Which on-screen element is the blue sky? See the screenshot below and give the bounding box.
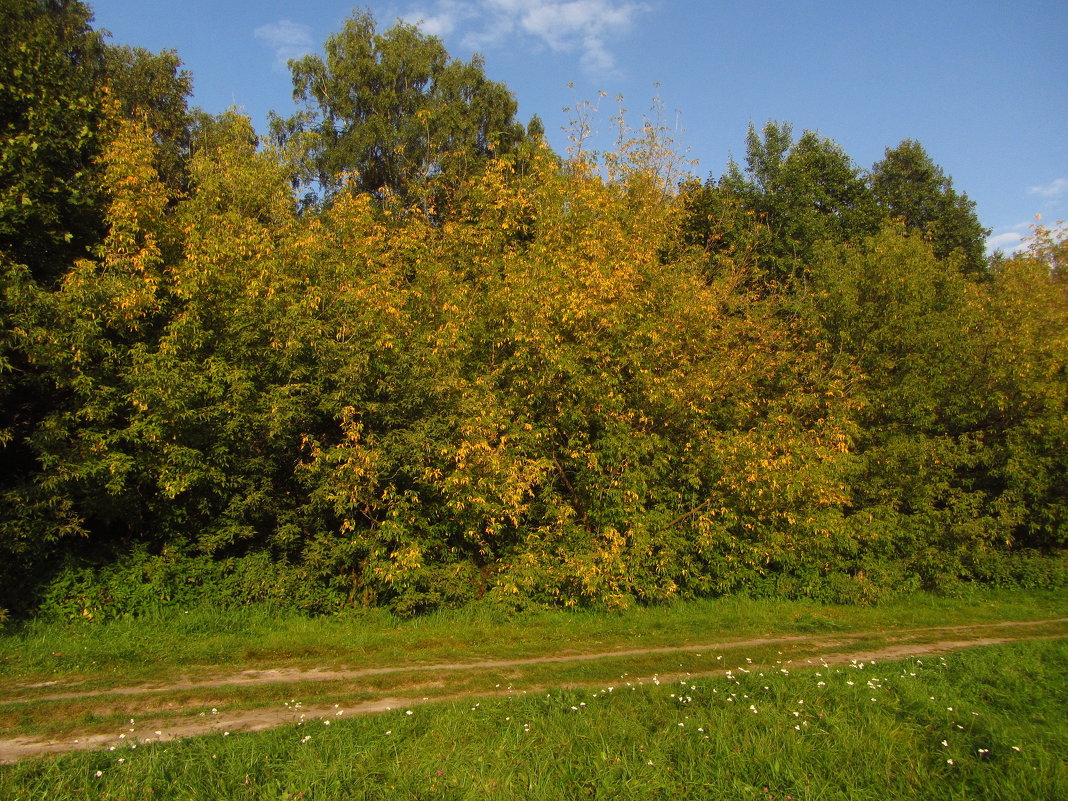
[88,0,1067,254]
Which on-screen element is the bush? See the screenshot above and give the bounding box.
[35,547,344,622]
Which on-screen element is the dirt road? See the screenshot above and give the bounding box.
[2,617,1065,764]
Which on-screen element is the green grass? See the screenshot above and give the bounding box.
[1,586,1065,688]
[1,637,1065,800]
[1,586,1064,752]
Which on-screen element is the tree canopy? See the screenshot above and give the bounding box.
[684,123,991,287]
[871,139,989,273]
[0,4,1064,622]
[0,0,107,282]
[270,11,527,208]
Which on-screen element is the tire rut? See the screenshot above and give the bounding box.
[9,617,1067,704]
[1,617,1065,765]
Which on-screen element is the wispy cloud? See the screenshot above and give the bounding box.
[403,0,469,37]
[986,221,1033,255]
[1028,177,1068,198]
[254,20,314,71]
[986,231,1024,254]
[404,0,649,76]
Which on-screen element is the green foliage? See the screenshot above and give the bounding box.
[688,125,990,288]
[103,44,194,199]
[0,3,202,617]
[871,139,989,274]
[270,10,526,206]
[713,121,882,284]
[1,110,173,549]
[1,0,109,615]
[0,0,106,282]
[802,225,1068,581]
[36,547,342,622]
[0,7,1064,619]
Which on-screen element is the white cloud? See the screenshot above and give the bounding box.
[405,0,648,76]
[407,12,458,36]
[986,221,1036,255]
[254,20,314,70]
[985,231,1024,254]
[403,0,470,37]
[1028,177,1068,198]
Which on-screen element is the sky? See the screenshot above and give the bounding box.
[86,0,1067,254]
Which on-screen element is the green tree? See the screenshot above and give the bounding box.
[0,108,176,614]
[675,177,770,285]
[103,44,194,199]
[728,119,794,192]
[270,10,526,207]
[0,0,106,282]
[1,5,197,606]
[802,224,1067,587]
[1,1,108,607]
[870,139,989,274]
[714,121,880,284]
[981,231,1068,549]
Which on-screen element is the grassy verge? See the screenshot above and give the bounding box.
[4,616,1068,744]
[1,637,1065,800]
[1,587,1065,689]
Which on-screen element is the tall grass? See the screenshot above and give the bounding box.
[2,638,1064,799]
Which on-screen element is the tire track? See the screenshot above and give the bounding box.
[1,617,1065,764]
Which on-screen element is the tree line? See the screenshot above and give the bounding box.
[1,1,1065,620]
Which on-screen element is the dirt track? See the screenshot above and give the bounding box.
[2,617,1065,764]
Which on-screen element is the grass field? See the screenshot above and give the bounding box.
[1,589,1066,799]
[2,587,1066,684]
